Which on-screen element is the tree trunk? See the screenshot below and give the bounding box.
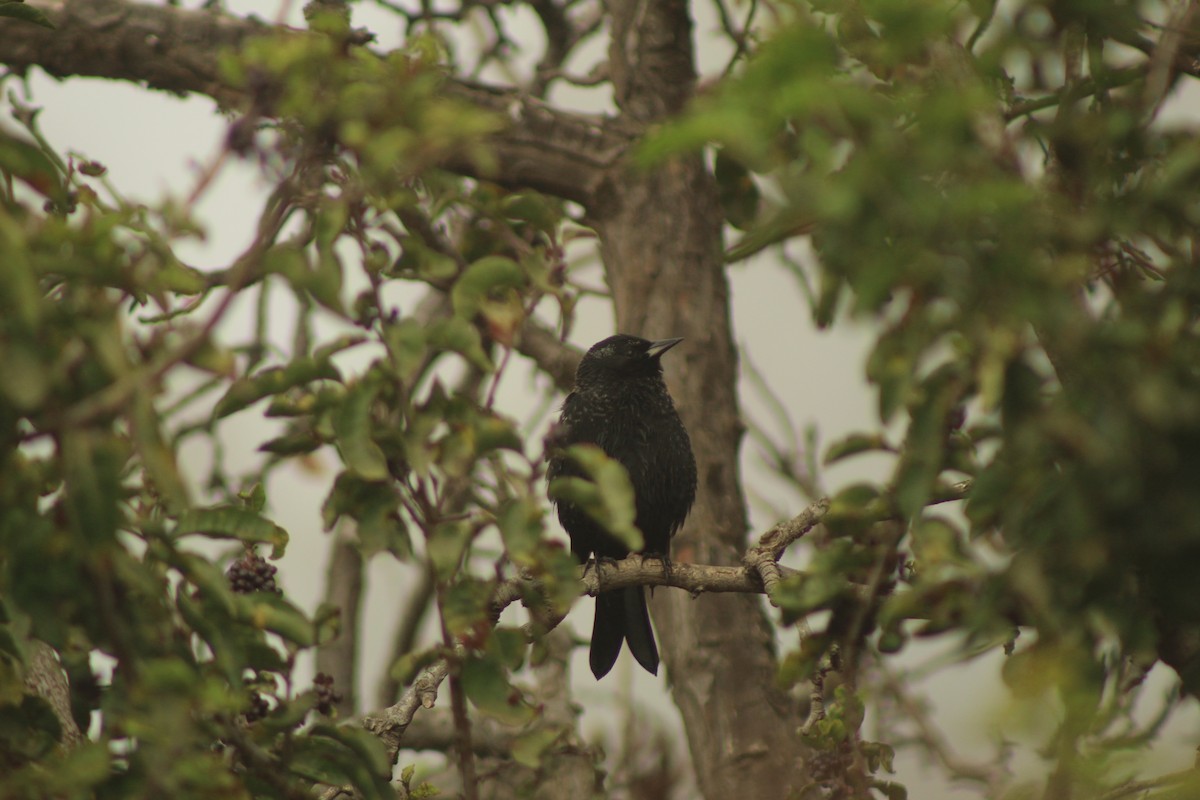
[591,2,812,795]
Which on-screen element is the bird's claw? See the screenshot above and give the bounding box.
[635,552,673,579]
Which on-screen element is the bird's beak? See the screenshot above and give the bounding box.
[647,337,684,359]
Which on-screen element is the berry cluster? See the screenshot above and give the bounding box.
[313,672,343,716]
[227,551,280,594]
[244,691,270,724]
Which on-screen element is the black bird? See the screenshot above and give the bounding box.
[547,334,697,679]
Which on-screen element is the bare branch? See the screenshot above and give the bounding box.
[742,498,829,599]
[363,657,451,763]
[315,523,363,718]
[361,496,836,765]
[443,622,480,800]
[527,0,606,96]
[1142,0,1200,117]
[362,553,789,763]
[740,481,969,604]
[24,641,83,748]
[395,709,515,756]
[514,318,582,393]
[1099,768,1200,800]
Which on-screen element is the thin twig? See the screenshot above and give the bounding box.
[440,601,480,800]
[1098,768,1200,800]
[58,180,297,429]
[1142,0,1199,119]
[376,566,436,707]
[875,661,1002,789]
[742,499,829,601]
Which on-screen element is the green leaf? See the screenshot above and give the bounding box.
[547,444,642,551]
[824,482,882,528]
[823,432,893,465]
[473,411,522,454]
[0,127,61,198]
[176,590,243,684]
[389,648,439,687]
[264,386,340,417]
[240,483,267,513]
[813,264,844,329]
[426,316,493,372]
[260,693,320,735]
[307,724,393,782]
[236,592,315,647]
[871,779,908,800]
[867,337,913,425]
[862,740,897,775]
[309,247,347,315]
[876,627,906,654]
[497,498,543,564]
[487,626,528,671]
[450,255,527,319]
[511,727,562,768]
[259,428,323,456]
[290,733,390,800]
[313,602,342,648]
[893,367,962,519]
[332,378,389,481]
[174,507,289,558]
[964,461,1010,530]
[146,258,208,296]
[910,516,967,569]
[44,743,112,791]
[384,318,429,383]
[166,549,239,618]
[441,579,492,637]
[777,633,831,687]
[714,149,761,231]
[427,519,473,579]
[0,343,50,410]
[60,430,125,546]
[322,473,410,559]
[0,2,55,28]
[725,208,815,263]
[772,571,847,619]
[462,653,535,725]
[131,386,189,512]
[0,695,60,761]
[502,191,563,234]
[213,358,342,419]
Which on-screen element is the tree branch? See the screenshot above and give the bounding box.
[361,496,839,765]
[743,497,830,598]
[315,523,363,718]
[0,0,632,207]
[514,317,582,393]
[23,641,83,748]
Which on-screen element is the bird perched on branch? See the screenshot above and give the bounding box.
[547,334,697,679]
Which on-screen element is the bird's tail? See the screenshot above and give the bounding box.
[590,586,659,679]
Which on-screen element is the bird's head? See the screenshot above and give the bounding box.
[575,334,683,387]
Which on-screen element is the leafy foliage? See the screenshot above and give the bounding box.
[650,0,1200,791]
[4,0,1200,798]
[0,20,580,798]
